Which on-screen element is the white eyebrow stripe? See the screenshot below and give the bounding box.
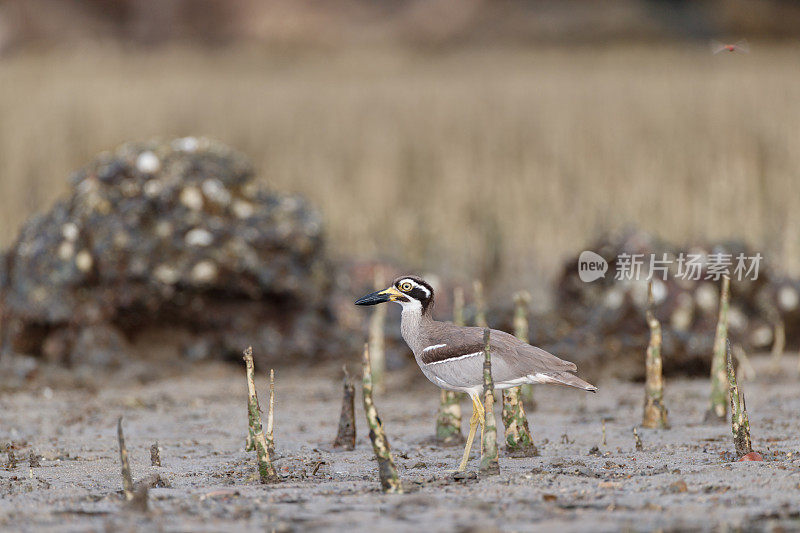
[426,351,483,366]
[416,284,430,297]
[423,344,447,353]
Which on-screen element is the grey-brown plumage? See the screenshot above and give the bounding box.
[355,275,595,397]
[355,274,596,471]
[415,320,595,395]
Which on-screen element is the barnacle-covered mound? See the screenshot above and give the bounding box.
[482,229,798,380]
[545,230,794,379]
[0,138,344,367]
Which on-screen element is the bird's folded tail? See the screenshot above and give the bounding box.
[536,372,597,393]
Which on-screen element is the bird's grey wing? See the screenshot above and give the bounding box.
[486,328,578,383]
[420,354,485,390]
[420,322,580,388]
[421,322,592,391]
[417,322,487,389]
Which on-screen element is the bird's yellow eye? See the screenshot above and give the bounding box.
[399,282,413,292]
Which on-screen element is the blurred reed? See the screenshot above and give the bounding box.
[2,45,799,288]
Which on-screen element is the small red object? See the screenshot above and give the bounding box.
[711,40,750,55]
[739,451,764,462]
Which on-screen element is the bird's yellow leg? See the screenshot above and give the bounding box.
[454,410,478,472]
[454,394,484,472]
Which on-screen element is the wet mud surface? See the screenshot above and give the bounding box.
[1,356,799,532]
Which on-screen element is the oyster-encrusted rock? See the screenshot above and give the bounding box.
[0,138,343,367]
[534,230,790,379]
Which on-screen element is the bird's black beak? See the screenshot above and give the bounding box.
[355,286,403,306]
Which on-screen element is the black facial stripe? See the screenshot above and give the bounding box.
[409,287,429,302]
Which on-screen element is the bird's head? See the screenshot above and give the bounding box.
[355,275,434,314]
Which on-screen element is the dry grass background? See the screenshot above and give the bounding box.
[1,44,799,298]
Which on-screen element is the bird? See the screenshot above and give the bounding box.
[355,275,596,471]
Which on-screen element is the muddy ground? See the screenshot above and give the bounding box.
[1,354,799,532]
